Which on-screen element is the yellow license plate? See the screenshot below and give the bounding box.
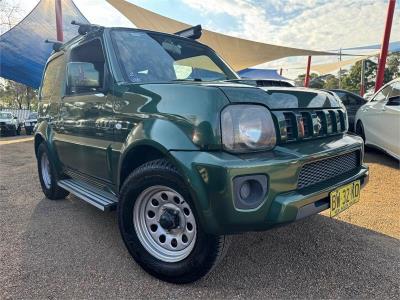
[330,180,361,217]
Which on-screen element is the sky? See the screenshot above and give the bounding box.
[4,0,400,78]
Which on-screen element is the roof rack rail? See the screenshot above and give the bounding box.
[175,25,202,40]
[71,21,103,35]
[45,39,63,52]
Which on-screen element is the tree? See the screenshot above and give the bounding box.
[0,1,38,110]
[323,75,339,89]
[295,73,319,86]
[387,52,400,79]
[0,79,38,110]
[0,0,23,34]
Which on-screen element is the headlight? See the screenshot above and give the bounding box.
[221,105,276,152]
[5,120,12,125]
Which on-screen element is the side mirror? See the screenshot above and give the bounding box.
[67,62,101,94]
[386,96,400,106]
[13,116,18,120]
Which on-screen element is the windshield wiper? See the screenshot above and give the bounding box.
[171,78,203,82]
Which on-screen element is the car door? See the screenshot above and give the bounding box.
[382,81,400,156]
[54,38,115,184]
[360,85,391,146]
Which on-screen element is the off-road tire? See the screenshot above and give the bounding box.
[118,159,229,284]
[37,143,69,200]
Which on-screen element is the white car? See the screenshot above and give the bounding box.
[355,78,400,160]
[0,112,20,136]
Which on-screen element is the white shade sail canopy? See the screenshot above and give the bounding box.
[106,0,339,71]
[311,53,378,74]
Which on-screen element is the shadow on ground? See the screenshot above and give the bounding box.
[17,195,400,299]
[364,146,399,169]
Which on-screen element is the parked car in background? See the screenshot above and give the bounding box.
[24,112,38,135]
[0,112,21,136]
[329,89,367,131]
[355,78,400,160]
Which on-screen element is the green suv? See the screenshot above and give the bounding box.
[35,24,369,283]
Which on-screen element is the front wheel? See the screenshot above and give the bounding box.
[118,159,229,284]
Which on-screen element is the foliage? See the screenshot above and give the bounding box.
[0,79,38,110]
[295,52,400,94]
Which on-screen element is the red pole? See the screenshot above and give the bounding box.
[374,0,396,92]
[304,56,312,87]
[55,0,63,42]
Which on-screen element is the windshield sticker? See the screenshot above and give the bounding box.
[128,72,140,83]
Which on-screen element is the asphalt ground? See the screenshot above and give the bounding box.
[0,137,399,299]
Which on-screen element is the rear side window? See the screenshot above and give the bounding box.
[41,54,65,101]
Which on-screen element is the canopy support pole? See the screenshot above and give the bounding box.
[55,0,63,42]
[360,60,365,96]
[304,56,312,87]
[279,68,283,76]
[374,0,395,92]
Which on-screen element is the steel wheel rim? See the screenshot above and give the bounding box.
[133,185,197,263]
[41,152,51,189]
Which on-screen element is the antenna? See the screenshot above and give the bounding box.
[71,21,102,35]
[45,39,63,52]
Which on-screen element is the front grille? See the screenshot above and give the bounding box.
[283,113,295,141]
[273,109,347,144]
[0,122,5,126]
[297,151,360,189]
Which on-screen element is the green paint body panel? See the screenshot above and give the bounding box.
[35,27,369,235]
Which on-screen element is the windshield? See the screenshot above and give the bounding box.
[0,112,12,119]
[28,113,38,119]
[111,30,238,83]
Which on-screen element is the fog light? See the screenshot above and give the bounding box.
[233,175,268,210]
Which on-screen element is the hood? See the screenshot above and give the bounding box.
[215,84,342,109]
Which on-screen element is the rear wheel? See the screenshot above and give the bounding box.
[356,121,365,142]
[37,143,69,200]
[118,159,229,284]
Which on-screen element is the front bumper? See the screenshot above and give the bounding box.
[170,134,369,235]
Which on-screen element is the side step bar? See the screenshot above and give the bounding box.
[58,179,118,212]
